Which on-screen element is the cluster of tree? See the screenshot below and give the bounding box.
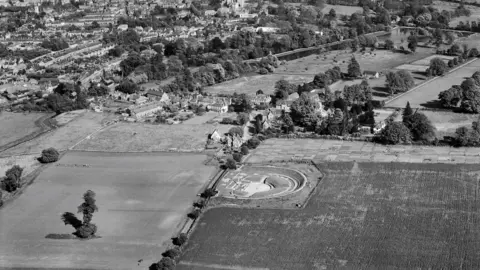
[61,190,98,238]
[312,66,342,89]
[454,115,480,146]
[379,102,436,144]
[46,82,89,114]
[438,71,480,113]
[40,38,69,51]
[39,148,60,163]
[385,70,415,95]
[1,165,23,192]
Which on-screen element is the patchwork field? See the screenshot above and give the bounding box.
[206,48,434,96]
[0,151,215,270]
[0,112,49,148]
[73,121,233,152]
[387,58,480,108]
[178,162,480,270]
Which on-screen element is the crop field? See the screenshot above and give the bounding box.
[0,112,48,148]
[73,121,234,152]
[387,58,480,108]
[0,111,113,157]
[206,48,434,96]
[0,151,215,270]
[178,162,480,270]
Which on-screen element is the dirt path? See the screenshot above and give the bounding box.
[246,139,480,164]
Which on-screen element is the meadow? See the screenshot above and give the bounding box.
[73,120,234,152]
[0,112,49,148]
[178,162,480,270]
[0,151,215,270]
[387,58,480,108]
[205,48,434,96]
[0,110,113,157]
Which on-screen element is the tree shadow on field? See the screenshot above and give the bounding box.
[45,233,78,240]
[420,100,443,109]
[372,86,390,97]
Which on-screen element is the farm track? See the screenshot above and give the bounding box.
[0,113,56,156]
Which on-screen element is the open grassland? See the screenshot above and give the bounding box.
[433,1,480,27]
[206,48,434,96]
[0,111,113,157]
[387,58,480,108]
[421,110,479,137]
[0,112,48,148]
[178,162,480,270]
[0,151,215,270]
[73,121,233,152]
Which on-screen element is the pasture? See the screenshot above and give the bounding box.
[0,112,48,148]
[206,48,434,96]
[178,162,480,270]
[0,111,113,157]
[387,58,480,108]
[73,121,233,152]
[421,110,479,137]
[0,151,215,270]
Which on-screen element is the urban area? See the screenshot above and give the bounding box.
[2,0,480,268]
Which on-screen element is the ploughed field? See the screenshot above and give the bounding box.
[0,151,215,270]
[178,162,480,269]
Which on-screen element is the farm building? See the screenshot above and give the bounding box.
[363,71,380,79]
[130,102,163,119]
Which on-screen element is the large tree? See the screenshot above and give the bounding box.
[290,92,321,130]
[2,165,23,192]
[386,70,415,95]
[380,121,412,144]
[428,57,447,76]
[403,112,436,141]
[347,56,362,78]
[61,190,98,238]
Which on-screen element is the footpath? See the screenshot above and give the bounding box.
[246,139,480,164]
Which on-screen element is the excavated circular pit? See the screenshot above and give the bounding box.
[216,165,307,199]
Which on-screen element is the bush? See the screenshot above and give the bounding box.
[258,68,268,74]
[187,208,201,219]
[240,145,249,155]
[225,158,237,170]
[2,165,24,192]
[173,233,188,246]
[150,257,176,270]
[193,200,206,209]
[39,147,59,163]
[162,247,181,260]
[200,188,218,198]
[228,126,244,137]
[221,117,236,124]
[232,152,243,162]
[245,137,261,149]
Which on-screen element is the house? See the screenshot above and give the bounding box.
[373,121,386,134]
[130,102,163,119]
[208,97,231,113]
[205,10,216,16]
[208,129,222,142]
[146,90,163,99]
[38,78,60,92]
[252,93,271,106]
[135,96,148,105]
[363,71,380,79]
[276,100,291,112]
[117,24,128,31]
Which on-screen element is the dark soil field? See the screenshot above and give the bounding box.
[178,162,480,269]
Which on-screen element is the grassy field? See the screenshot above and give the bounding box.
[0,111,114,157]
[206,48,434,96]
[0,112,48,148]
[433,1,480,28]
[178,162,480,270]
[421,110,478,137]
[387,58,480,108]
[73,121,233,152]
[0,151,215,270]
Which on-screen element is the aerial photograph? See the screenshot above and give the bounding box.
[1,0,480,269]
